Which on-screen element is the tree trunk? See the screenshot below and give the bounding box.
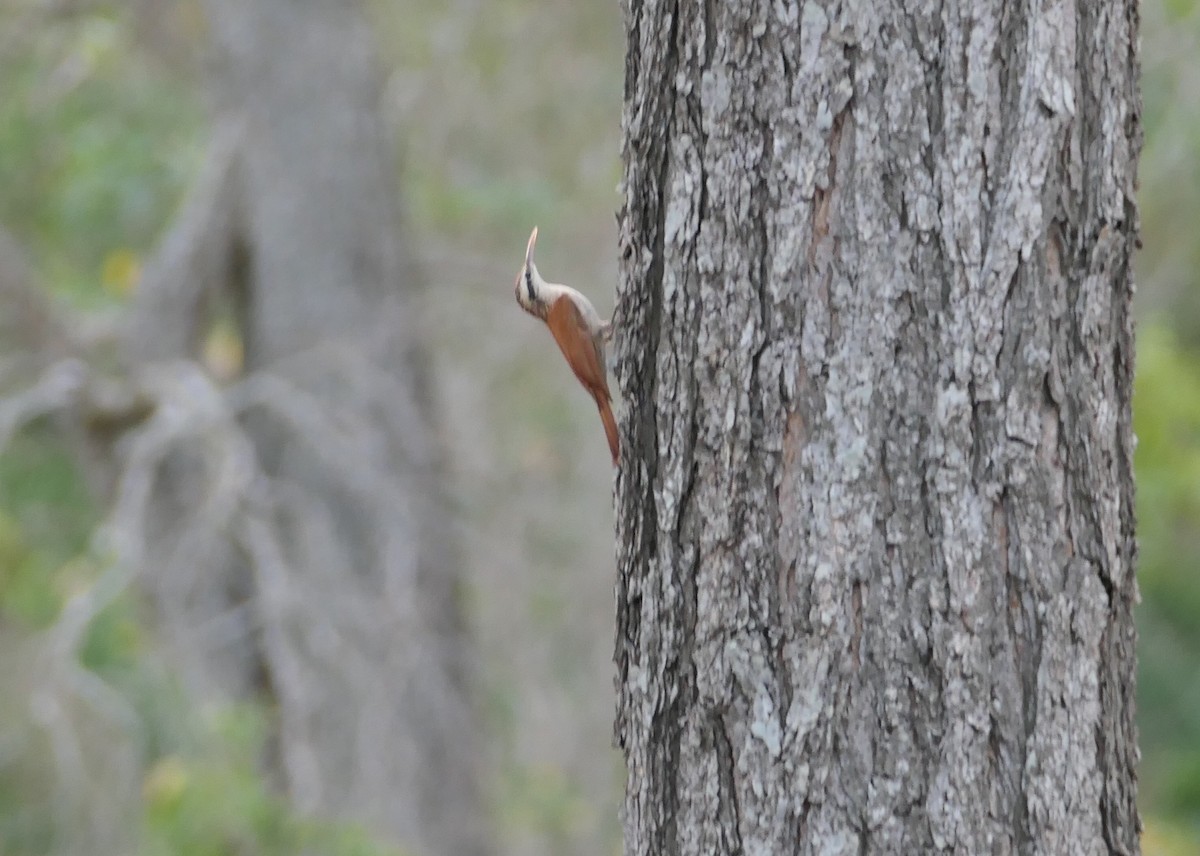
[123,2,484,854]
[613,1,1141,854]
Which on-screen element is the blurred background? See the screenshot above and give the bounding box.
[0,1,1194,855]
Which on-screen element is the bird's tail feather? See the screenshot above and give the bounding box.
[596,396,619,466]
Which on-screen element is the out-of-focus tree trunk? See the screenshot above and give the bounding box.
[613,1,1141,854]
[122,2,484,853]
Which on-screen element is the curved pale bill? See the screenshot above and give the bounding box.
[525,226,539,268]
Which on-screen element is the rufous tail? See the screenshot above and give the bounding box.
[596,395,619,466]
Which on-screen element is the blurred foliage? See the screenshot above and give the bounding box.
[0,0,1197,854]
[0,6,201,304]
[1133,326,1200,832]
[0,431,402,856]
[139,706,403,856]
[1137,0,1200,345]
[0,5,400,855]
[369,0,622,252]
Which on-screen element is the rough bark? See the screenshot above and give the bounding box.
[613,1,1141,854]
[117,2,484,853]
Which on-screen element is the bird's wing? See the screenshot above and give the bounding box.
[546,295,611,402]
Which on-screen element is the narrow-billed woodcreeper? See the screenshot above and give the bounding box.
[514,227,618,466]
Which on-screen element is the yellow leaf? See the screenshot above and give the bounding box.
[203,324,244,382]
[143,756,189,809]
[101,249,141,297]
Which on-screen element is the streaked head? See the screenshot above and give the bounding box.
[514,226,541,315]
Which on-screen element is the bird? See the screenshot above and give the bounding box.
[514,226,619,466]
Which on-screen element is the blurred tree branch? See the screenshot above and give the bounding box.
[0,1,487,854]
[0,223,67,369]
[124,118,242,362]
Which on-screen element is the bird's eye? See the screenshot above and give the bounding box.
[524,270,535,302]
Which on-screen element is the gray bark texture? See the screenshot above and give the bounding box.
[117,2,484,854]
[613,1,1141,854]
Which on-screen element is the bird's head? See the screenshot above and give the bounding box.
[514,226,545,317]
